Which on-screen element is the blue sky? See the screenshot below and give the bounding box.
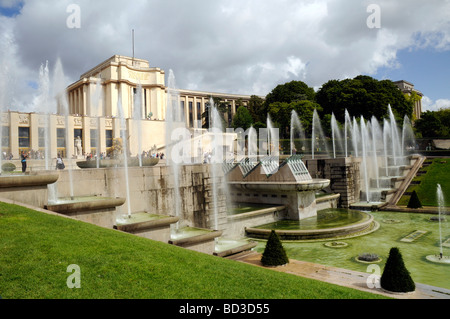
[0,0,449,113]
[373,47,450,105]
[0,1,22,17]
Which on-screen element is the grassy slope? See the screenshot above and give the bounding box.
[0,202,387,299]
[398,158,450,206]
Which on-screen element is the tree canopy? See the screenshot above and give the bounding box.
[231,106,253,131]
[268,100,321,138]
[315,75,413,123]
[414,109,450,138]
[265,80,315,106]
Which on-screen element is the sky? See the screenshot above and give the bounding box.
[0,0,449,114]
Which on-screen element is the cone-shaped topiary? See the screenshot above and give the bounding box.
[407,190,422,208]
[261,230,289,266]
[380,247,415,293]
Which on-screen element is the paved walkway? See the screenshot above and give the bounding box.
[228,251,450,299]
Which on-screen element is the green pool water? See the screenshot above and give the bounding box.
[255,209,370,231]
[253,210,450,289]
[170,226,213,240]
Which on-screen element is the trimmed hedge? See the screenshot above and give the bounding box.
[1,162,16,172]
[380,247,415,293]
[261,230,289,266]
[407,190,422,208]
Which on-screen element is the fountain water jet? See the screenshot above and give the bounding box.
[290,110,306,155]
[331,113,343,158]
[360,116,370,202]
[53,58,75,199]
[402,115,415,155]
[133,82,143,167]
[426,184,449,264]
[352,117,360,157]
[266,115,279,158]
[344,109,352,157]
[39,61,51,170]
[210,105,224,231]
[311,109,329,159]
[117,95,132,218]
[387,105,402,165]
[165,70,183,230]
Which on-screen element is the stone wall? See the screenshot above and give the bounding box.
[51,163,228,231]
[305,157,361,208]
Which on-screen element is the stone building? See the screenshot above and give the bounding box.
[394,80,423,120]
[1,55,251,160]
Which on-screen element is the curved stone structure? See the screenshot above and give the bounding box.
[46,196,126,214]
[45,196,126,229]
[0,174,59,188]
[0,173,59,208]
[245,211,375,241]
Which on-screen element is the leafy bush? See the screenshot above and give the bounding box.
[1,162,16,172]
[261,230,289,266]
[407,190,422,208]
[380,247,415,293]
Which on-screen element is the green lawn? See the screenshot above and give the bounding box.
[398,158,450,207]
[0,202,387,299]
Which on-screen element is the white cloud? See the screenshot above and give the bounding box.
[0,0,449,111]
[422,96,450,112]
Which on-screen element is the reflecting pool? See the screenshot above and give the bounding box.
[253,210,449,289]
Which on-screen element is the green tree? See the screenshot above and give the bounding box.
[261,230,289,266]
[380,247,415,293]
[414,111,444,138]
[231,106,253,131]
[315,75,413,123]
[265,80,315,106]
[268,100,321,138]
[247,95,266,123]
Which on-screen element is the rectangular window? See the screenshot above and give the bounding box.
[105,130,113,148]
[197,102,202,121]
[38,127,45,148]
[180,101,185,122]
[90,129,98,148]
[2,126,10,147]
[57,128,66,148]
[18,127,30,148]
[189,102,193,128]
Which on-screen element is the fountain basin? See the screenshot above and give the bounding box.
[246,209,376,241]
[229,179,330,221]
[46,196,125,213]
[229,179,330,192]
[214,238,257,257]
[0,173,59,188]
[45,196,125,229]
[115,212,179,243]
[0,173,59,208]
[169,226,223,255]
[76,157,159,169]
[425,255,450,265]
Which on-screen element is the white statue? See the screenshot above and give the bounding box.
[75,136,82,156]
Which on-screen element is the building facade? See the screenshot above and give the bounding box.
[1,55,251,161]
[394,80,423,120]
